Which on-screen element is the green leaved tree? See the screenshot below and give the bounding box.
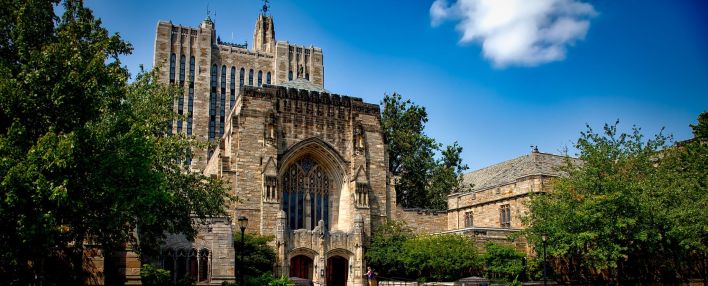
[0,1,230,284]
[381,93,468,210]
[524,114,707,283]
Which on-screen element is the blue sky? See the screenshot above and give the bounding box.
[85,0,707,170]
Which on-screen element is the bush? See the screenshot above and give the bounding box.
[482,242,525,282]
[140,264,172,286]
[234,233,277,281]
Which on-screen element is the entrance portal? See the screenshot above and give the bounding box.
[326,256,348,286]
[290,255,313,280]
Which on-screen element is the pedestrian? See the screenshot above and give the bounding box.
[366,266,376,286]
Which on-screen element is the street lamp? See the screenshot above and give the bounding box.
[238,216,248,286]
[542,234,547,286]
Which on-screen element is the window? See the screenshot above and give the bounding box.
[209,64,217,141]
[230,67,236,108]
[220,65,226,135]
[257,70,263,87]
[187,56,194,135]
[248,69,254,86]
[187,56,195,135]
[282,156,330,231]
[464,211,473,228]
[305,73,309,80]
[179,55,185,83]
[266,72,271,85]
[169,53,176,83]
[288,70,293,81]
[239,68,245,87]
[189,57,195,82]
[500,204,511,228]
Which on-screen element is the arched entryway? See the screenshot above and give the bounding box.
[290,255,313,280]
[326,256,348,286]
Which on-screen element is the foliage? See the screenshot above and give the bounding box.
[381,93,469,209]
[403,233,482,281]
[140,264,172,286]
[523,116,708,283]
[365,220,414,278]
[482,242,525,282]
[367,220,481,281]
[0,1,230,284]
[234,233,277,282]
[268,275,294,286]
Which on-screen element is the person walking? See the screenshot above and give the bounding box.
[366,266,376,286]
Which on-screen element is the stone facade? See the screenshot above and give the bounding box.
[445,150,574,253]
[150,10,394,286]
[394,207,447,234]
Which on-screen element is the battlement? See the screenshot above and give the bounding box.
[240,85,381,115]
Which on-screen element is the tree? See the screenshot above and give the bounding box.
[482,242,526,282]
[381,93,468,209]
[365,220,414,279]
[366,220,482,281]
[0,1,230,284]
[233,233,277,285]
[523,116,707,283]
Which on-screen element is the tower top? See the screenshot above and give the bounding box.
[261,0,270,15]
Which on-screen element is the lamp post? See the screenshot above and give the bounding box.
[542,234,547,286]
[238,216,248,286]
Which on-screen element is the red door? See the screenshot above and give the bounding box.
[290,255,313,279]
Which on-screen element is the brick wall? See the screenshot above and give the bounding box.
[394,207,447,234]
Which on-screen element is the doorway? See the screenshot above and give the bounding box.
[290,255,313,280]
[326,256,348,286]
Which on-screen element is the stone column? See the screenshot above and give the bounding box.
[352,215,365,286]
[276,210,288,276]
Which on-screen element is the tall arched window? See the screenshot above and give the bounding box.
[209,64,217,141]
[266,72,272,85]
[257,70,263,87]
[187,56,195,135]
[179,55,185,83]
[220,65,227,135]
[169,53,176,83]
[239,68,245,87]
[230,67,236,108]
[282,156,330,230]
[248,69,254,86]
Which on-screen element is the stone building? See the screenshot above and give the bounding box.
[443,148,574,252]
[149,7,396,286]
[102,5,574,286]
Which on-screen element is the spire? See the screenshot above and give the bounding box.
[261,0,270,15]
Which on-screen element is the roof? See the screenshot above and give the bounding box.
[461,152,578,192]
[277,78,329,93]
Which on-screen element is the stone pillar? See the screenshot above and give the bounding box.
[276,210,288,276]
[352,215,365,286]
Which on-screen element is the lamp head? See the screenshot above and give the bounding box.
[238,216,249,230]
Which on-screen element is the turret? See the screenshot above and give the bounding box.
[253,14,276,53]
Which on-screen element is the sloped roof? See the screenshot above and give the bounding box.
[277,78,329,93]
[462,152,577,192]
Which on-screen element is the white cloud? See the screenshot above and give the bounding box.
[430,0,596,68]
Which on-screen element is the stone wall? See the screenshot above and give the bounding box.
[447,176,553,230]
[394,207,448,234]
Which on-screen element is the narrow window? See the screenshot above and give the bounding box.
[179,55,185,83]
[500,204,511,228]
[464,211,473,228]
[230,67,236,108]
[266,72,272,85]
[187,56,195,135]
[257,70,263,87]
[169,53,176,83]
[288,70,293,81]
[220,65,226,136]
[209,64,217,141]
[239,68,245,87]
[248,69,254,86]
